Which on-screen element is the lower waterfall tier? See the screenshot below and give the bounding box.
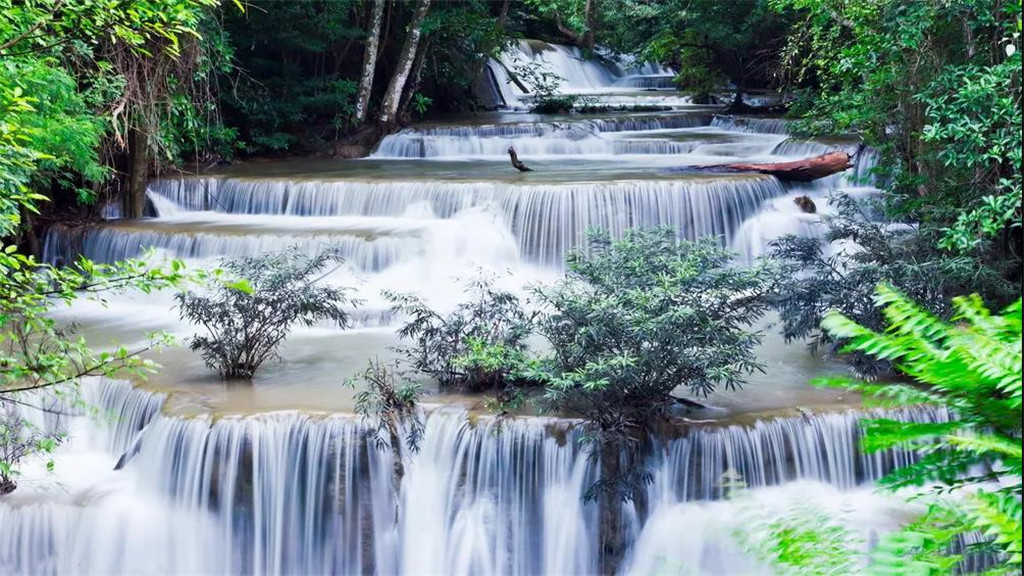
[1,380,945,575]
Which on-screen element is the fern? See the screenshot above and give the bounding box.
[820,285,1023,571]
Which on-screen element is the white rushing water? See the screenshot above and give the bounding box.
[2,381,941,575]
[6,40,902,576]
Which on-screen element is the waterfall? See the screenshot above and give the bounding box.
[1,385,947,576]
[62,176,787,268]
[710,115,792,135]
[483,40,683,110]
[43,225,412,271]
[731,140,883,263]
[371,114,712,158]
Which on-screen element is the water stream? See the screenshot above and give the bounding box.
[2,41,915,576]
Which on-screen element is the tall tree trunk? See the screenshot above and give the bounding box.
[124,127,149,219]
[583,0,595,50]
[354,0,386,126]
[497,0,510,28]
[378,0,431,132]
[398,38,430,124]
[599,442,624,576]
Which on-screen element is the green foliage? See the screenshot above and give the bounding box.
[599,0,793,99]
[386,273,534,393]
[176,247,354,379]
[509,59,581,114]
[533,228,780,441]
[347,358,424,453]
[0,403,63,495]
[740,504,863,576]
[411,93,432,118]
[0,246,193,490]
[0,0,229,226]
[770,194,1017,377]
[773,0,1022,258]
[824,286,1021,571]
[749,288,1021,574]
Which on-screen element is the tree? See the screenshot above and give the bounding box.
[535,229,780,429]
[773,0,1021,263]
[0,0,228,222]
[524,0,598,50]
[354,0,386,126]
[176,247,354,379]
[378,0,432,131]
[346,358,424,509]
[0,246,191,491]
[597,0,794,104]
[531,228,781,574]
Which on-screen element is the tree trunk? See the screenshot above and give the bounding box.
[698,151,853,182]
[599,442,624,576]
[497,0,510,28]
[124,127,149,219]
[354,0,386,126]
[398,38,430,124]
[378,0,431,132]
[582,0,595,50]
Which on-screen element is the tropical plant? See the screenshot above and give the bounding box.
[386,273,535,393]
[176,247,353,379]
[751,286,1022,574]
[348,358,424,454]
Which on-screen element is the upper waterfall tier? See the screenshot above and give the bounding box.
[481,39,684,110]
[371,114,795,159]
[117,174,785,267]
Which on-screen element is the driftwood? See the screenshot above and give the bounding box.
[508,147,532,172]
[710,151,853,182]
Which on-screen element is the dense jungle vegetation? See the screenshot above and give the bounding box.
[1,0,1021,573]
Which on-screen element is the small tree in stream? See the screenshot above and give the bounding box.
[386,273,535,395]
[533,229,781,495]
[177,247,353,379]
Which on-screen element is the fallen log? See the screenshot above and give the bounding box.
[508,146,533,172]
[710,151,853,182]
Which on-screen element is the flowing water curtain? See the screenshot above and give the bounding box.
[1,379,947,576]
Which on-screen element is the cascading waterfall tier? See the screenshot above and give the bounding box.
[43,224,411,271]
[372,114,713,158]
[710,115,791,135]
[2,381,946,576]
[124,176,785,268]
[484,40,679,110]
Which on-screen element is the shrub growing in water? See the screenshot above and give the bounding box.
[386,273,534,394]
[177,247,353,379]
[532,228,782,497]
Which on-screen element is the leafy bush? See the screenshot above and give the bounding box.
[386,273,534,393]
[531,228,781,503]
[770,194,1017,377]
[348,358,424,453]
[535,229,780,422]
[510,59,585,114]
[177,247,353,379]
